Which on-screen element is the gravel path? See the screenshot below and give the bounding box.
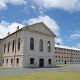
[0,64,80,75]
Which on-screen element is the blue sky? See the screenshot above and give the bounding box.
[0,0,80,48]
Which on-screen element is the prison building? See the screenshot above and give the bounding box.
[55,45,80,64]
[0,22,56,68]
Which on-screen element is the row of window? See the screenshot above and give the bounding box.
[56,60,80,62]
[55,47,80,52]
[55,52,79,56]
[55,52,80,55]
[55,56,80,59]
[4,38,20,53]
[30,58,52,64]
[3,58,19,64]
[3,58,52,65]
[30,38,51,52]
[4,37,51,53]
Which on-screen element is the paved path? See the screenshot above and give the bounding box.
[0,64,80,75]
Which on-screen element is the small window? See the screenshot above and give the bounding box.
[30,38,34,50]
[18,38,20,50]
[16,58,19,64]
[11,58,13,64]
[48,59,51,64]
[30,58,34,64]
[6,59,8,64]
[3,59,4,64]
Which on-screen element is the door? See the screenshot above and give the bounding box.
[65,61,66,64]
[39,58,44,67]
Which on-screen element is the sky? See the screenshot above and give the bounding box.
[0,0,80,48]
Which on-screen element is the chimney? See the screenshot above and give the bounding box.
[8,32,10,36]
[17,26,19,30]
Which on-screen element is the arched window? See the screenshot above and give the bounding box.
[8,42,10,53]
[39,39,43,51]
[16,58,19,64]
[12,40,15,52]
[47,41,51,52]
[18,38,20,50]
[4,44,6,53]
[30,37,34,50]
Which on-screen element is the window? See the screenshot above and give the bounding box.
[30,38,34,50]
[30,58,34,64]
[12,40,15,52]
[48,59,51,64]
[59,60,60,62]
[55,56,57,58]
[39,39,43,51]
[11,58,13,64]
[6,59,8,64]
[47,41,51,52]
[16,58,19,64]
[18,38,20,50]
[8,42,10,53]
[3,59,4,64]
[4,44,6,53]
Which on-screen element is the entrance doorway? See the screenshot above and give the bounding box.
[39,58,44,67]
[65,61,66,64]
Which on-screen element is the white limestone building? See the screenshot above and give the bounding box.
[55,44,80,64]
[0,22,56,68]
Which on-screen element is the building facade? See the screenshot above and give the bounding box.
[0,39,3,66]
[0,22,56,68]
[55,45,80,64]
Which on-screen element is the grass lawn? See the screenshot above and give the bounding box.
[0,71,80,80]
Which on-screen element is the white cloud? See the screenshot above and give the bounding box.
[26,15,63,44]
[0,0,7,9]
[0,0,27,10]
[33,0,80,12]
[76,43,80,48]
[70,33,80,40]
[7,0,27,5]
[0,20,24,38]
[55,37,63,45]
[27,15,60,36]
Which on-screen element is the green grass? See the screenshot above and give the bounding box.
[0,71,80,80]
